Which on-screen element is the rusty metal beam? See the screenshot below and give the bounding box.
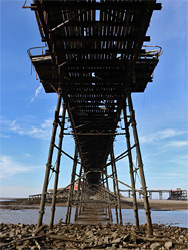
[37,90,62,228]
[127,94,153,236]
[49,102,66,229]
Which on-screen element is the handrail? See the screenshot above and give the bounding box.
[141,45,163,58]
[27,44,48,57]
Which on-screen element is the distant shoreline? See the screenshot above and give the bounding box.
[0,197,187,211]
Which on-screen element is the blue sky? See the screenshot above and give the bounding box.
[0,0,187,198]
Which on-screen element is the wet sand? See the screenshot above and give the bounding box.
[1,198,188,211]
[121,198,188,211]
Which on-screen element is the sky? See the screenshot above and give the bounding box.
[0,0,188,198]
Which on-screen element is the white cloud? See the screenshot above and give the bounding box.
[1,117,53,140]
[147,172,187,180]
[0,155,43,179]
[11,120,16,126]
[165,140,188,147]
[41,118,53,128]
[30,85,42,103]
[24,153,33,158]
[0,133,11,139]
[27,126,51,139]
[140,128,186,144]
[10,120,23,135]
[0,156,32,178]
[169,154,188,167]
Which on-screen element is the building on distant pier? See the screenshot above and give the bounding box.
[168,188,187,201]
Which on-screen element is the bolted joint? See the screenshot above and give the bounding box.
[53,121,58,126]
[59,132,64,138]
[46,163,52,168]
[145,209,151,215]
[38,210,45,215]
[131,120,137,126]
[138,163,144,169]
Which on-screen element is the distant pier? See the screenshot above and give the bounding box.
[120,188,187,200]
[29,188,187,201]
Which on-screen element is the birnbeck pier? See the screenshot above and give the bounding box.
[26,0,162,236]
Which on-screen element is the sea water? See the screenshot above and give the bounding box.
[0,207,187,228]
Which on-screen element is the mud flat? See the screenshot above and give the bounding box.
[0,205,38,210]
[121,198,188,211]
[1,198,188,211]
[0,222,188,249]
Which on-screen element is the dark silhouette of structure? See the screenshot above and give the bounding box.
[25,0,162,236]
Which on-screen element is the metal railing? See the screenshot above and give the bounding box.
[141,45,163,58]
[27,44,48,58]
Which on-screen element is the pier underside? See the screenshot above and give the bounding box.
[27,0,162,235]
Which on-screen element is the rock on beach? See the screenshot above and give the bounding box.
[0,223,187,249]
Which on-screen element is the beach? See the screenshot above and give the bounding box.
[121,198,188,211]
[0,222,188,249]
[1,197,188,211]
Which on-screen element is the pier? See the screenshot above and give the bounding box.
[120,188,188,200]
[29,188,188,201]
[26,0,162,235]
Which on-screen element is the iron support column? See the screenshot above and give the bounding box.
[79,173,86,215]
[79,177,84,215]
[123,106,139,229]
[65,143,78,224]
[159,191,162,200]
[111,163,119,224]
[49,103,66,229]
[37,91,62,228]
[102,173,108,216]
[127,94,153,236]
[74,165,83,221]
[111,149,123,225]
[105,168,113,222]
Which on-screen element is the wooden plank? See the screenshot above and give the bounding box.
[54,35,150,42]
[43,2,161,11]
[56,48,145,54]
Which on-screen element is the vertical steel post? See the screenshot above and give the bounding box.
[74,165,83,221]
[111,162,119,224]
[123,105,139,229]
[78,171,86,216]
[111,149,123,225]
[159,191,162,200]
[37,90,62,228]
[65,144,78,224]
[79,177,84,215]
[127,94,153,236]
[49,103,66,229]
[104,168,113,222]
[102,173,108,216]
